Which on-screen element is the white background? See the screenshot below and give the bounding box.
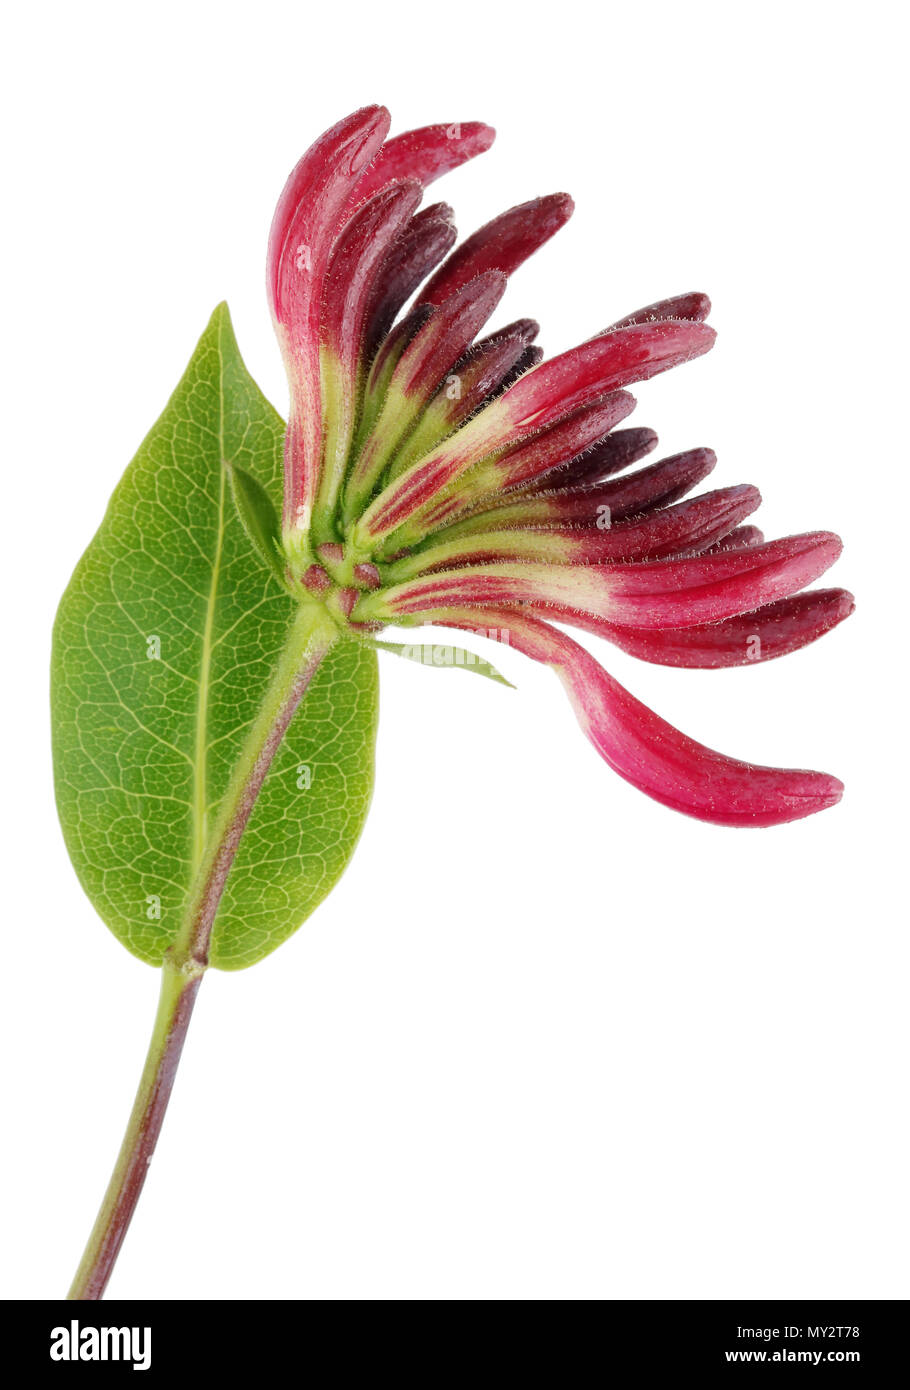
[2,1,907,1300]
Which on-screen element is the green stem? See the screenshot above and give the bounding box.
[67,954,203,1300]
[68,601,338,1300]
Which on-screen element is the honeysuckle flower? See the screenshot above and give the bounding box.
[54,103,861,1306]
[268,104,853,827]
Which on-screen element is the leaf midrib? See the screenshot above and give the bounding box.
[191,319,228,875]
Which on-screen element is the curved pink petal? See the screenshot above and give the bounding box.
[567,483,761,560]
[267,105,390,324]
[501,318,716,427]
[364,204,458,354]
[709,524,765,551]
[267,106,390,532]
[601,292,712,333]
[392,271,508,398]
[391,486,760,576]
[521,426,659,491]
[317,180,424,522]
[436,610,844,826]
[351,121,495,204]
[323,181,423,367]
[491,394,638,491]
[570,588,855,667]
[415,194,574,307]
[604,532,843,626]
[457,447,717,532]
[362,531,841,628]
[594,447,718,520]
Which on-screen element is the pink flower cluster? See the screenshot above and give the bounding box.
[267,106,852,826]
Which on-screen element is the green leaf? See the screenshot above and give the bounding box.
[225,460,285,585]
[369,638,515,687]
[51,304,379,971]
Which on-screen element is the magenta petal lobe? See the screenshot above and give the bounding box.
[435,612,845,826]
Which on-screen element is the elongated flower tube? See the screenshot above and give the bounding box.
[268,105,853,826]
